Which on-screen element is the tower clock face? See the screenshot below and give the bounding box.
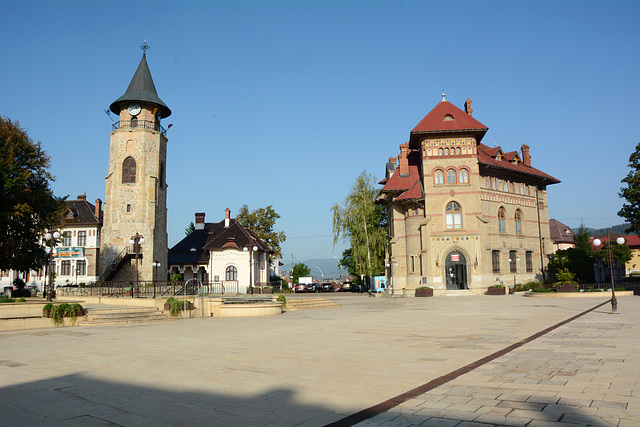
[128,103,142,116]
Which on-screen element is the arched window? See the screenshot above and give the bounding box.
[515,210,523,235]
[445,148,450,155]
[446,169,457,184]
[459,168,469,184]
[434,169,444,184]
[225,265,238,281]
[498,207,506,233]
[439,148,443,155]
[131,116,138,128]
[445,201,462,229]
[122,156,136,184]
[456,147,461,155]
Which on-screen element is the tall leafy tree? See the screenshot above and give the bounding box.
[331,171,387,278]
[619,142,640,235]
[291,263,310,284]
[237,204,286,260]
[0,117,64,271]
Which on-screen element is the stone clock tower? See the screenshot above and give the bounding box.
[100,49,171,282]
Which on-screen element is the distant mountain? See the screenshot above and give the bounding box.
[584,224,631,236]
[279,258,345,281]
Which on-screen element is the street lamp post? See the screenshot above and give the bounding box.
[386,261,398,296]
[593,232,625,313]
[316,266,324,282]
[128,233,145,298]
[508,256,520,290]
[44,230,61,302]
[244,245,258,294]
[152,260,160,298]
[333,256,343,281]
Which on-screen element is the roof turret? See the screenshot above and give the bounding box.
[109,53,171,118]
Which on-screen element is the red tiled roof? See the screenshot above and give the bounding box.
[381,164,420,193]
[412,100,488,134]
[549,219,574,244]
[477,143,560,183]
[396,178,424,201]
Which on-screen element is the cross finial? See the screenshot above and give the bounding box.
[441,90,446,102]
[140,39,150,56]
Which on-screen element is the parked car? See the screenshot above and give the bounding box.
[305,283,317,292]
[320,283,333,292]
[351,284,362,293]
[341,282,352,292]
[294,283,307,293]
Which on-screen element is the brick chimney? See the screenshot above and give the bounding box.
[195,212,205,230]
[464,98,473,117]
[224,208,231,228]
[77,193,86,201]
[398,143,410,176]
[521,144,531,167]
[94,198,102,220]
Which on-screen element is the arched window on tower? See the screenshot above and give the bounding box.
[434,169,444,185]
[131,116,138,128]
[498,207,506,233]
[445,201,462,229]
[459,168,469,184]
[122,156,137,184]
[515,209,523,235]
[446,169,457,184]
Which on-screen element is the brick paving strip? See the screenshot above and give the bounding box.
[326,299,612,427]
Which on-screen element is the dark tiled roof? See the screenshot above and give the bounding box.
[549,219,574,244]
[168,218,271,265]
[62,198,102,226]
[109,54,171,118]
[477,143,560,184]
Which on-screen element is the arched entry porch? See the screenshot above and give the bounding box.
[445,250,468,290]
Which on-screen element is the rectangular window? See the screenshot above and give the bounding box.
[126,204,131,213]
[509,251,518,273]
[61,260,71,276]
[62,232,72,246]
[76,260,86,276]
[77,231,87,247]
[411,256,415,273]
[526,251,533,272]
[492,250,500,273]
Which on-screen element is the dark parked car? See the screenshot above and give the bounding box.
[305,283,317,292]
[351,284,362,293]
[294,283,307,293]
[320,283,333,292]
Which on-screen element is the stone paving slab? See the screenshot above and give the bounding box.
[0,294,638,426]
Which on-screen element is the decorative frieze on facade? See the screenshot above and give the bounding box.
[422,137,476,157]
[481,191,537,207]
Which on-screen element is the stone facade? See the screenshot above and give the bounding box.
[379,96,560,295]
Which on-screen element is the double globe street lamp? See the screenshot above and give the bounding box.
[44,230,61,302]
[593,234,625,313]
[129,233,145,298]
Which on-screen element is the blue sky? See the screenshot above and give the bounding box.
[2,0,639,271]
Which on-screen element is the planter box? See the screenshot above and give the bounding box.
[556,283,579,293]
[487,286,506,295]
[43,310,51,318]
[262,288,273,294]
[415,288,433,297]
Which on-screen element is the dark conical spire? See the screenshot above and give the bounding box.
[109,53,171,118]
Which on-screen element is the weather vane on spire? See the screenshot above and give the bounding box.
[140,39,150,56]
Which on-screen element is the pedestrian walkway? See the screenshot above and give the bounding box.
[0,294,637,426]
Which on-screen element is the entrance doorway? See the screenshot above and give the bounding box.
[445,251,467,290]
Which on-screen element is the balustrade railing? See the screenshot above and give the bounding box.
[112,120,167,136]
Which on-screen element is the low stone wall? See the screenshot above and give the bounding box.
[524,290,635,298]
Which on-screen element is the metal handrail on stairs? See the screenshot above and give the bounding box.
[98,246,138,282]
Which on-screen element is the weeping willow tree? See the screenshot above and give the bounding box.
[331,171,387,279]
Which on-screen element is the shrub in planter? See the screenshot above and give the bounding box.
[415,287,433,297]
[277,294,286,308]
[50,304,66,326]
[43,302,53,318]
[487,285,506,295]
[65,303,84,325]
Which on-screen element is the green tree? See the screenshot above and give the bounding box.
[331,171,387,279]
[0,117,64,272]
[184,221,195,235]
[619,142,640,236]
[237,204,286,260]
[291,263,310,284]
[574,222,591,252]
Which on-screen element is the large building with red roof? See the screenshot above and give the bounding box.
[377,95,560,295]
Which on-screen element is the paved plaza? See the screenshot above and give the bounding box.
[0,294,638,426]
